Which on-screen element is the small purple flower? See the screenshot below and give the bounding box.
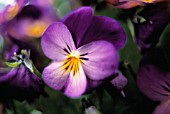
[0,64,46,102]
[5,4,58,40]
[41,7,126,98]
[0,0,26,24]
[137,64,170,114]
[0,50,47,102]
[133,3,170,53]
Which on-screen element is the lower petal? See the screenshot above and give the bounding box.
[64,64,87,98]
[42,62,69,91]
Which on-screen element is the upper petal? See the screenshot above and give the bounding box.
[41,22,76,61]
[78,16,126,50]
[62,7,93,47]
[42,62,69,91]
[137,64,170,101]
[78,40,119,80]
[64,64,87,98]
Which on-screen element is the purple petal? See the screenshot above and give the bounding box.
[29,0,54,7]
[137,64,170,101]
[0,65,45,101]
[42,62,69,91]
[0,0,26,24]
[64,65,87,98]
[78,40,119,80]
[153,100,170,114]
[78,16,126,50]
[62,7,93,47]
[41,22,76,61]
[4,44,19,61]
[111,72,127,90]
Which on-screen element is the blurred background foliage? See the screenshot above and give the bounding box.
[1,0,170,114]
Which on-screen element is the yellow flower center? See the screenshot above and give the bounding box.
[26,21,48,38]
[62,51,81,75]
[140,0,155,3]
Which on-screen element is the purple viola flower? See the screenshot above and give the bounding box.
[0,0,26,24]
[133,3,170,53]
[5,4,58,41]
[41,7,126,98]
[137,64,170,114]
[0,50,47,102]
[0,64,46,102]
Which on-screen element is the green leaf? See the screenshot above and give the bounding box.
[5,61,22,68]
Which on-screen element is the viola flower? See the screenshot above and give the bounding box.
[41,7,126,98]
[133,3,170,53]
[137,64,170,114]
[0,50,47,102]
[0,0,26,24]
[106,0,170,9]
[5,4,58,41]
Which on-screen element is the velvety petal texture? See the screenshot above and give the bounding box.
[0,65,46,102]
[42,62,69,91]
[41,22,76,61]
[62,7,93,46]
[78,40,119,80]
[62,7,126,50]
[42,6,126,98]
[137,64,170,101]
[64,65,87,98]
[111,72,127,91]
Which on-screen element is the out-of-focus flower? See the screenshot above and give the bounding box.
[41,7,126,98]
[137,64,170,114]
[106,0,170,9]
[5,4,58,41]
[0,50,47,102]
[0,0,26,24]
[82,98,102,114]
[133,3,170,53]
[28,0,54,7]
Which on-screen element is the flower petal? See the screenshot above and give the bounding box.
[137,64,170,101]
[64,64,87,98]
[0,65,45,101]
[78,16,126,50]
[42,62,69,91]
[153,100,170,114]
[78,40,119,80]
[62,7,93,47]
[41,22,76,61]
[111,72,127,91]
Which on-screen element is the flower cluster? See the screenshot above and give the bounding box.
[0,0,170,113]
